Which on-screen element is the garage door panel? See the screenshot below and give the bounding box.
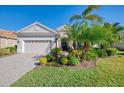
[24,40,51,54]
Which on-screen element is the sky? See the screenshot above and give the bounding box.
[0,5,124,32]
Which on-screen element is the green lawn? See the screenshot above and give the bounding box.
[11,56,124,87]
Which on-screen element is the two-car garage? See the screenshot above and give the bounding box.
[17,22,56,54]
[24,40,52,54]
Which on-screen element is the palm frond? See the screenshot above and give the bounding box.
[82,5,101,16]
[70,14,81,23]
[112,22,120,27]
[85,14,103,23]
[112,23,124,33]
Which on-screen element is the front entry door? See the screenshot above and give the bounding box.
[61,42,67,51]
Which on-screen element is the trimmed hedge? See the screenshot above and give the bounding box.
[105,48,118,56]
[39,57,47,65]
[61,57,68,65]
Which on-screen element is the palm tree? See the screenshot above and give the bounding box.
[103,22,124,45]
[70,5,104,61]
[102,22,124,49]
[70,5,103,24]
[65,23,80,49]
[112,22,124,34]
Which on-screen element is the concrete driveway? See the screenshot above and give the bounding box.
[0,53,41,87]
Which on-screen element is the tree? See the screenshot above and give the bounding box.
[102,22,124,45]
[70,5,104,61]
[65,23,80,49]
[70,5,103,24]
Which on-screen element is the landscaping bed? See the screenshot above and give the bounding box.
[11,56,124,87]
[0,46,17,57]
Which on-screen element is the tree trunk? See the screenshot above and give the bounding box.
[82,41,90,62]
[69,41,74,49]
[73,41,76,50]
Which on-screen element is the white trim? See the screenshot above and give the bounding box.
[17,21,57,34]
[56,24,66,32]
[19,37,55,41]
[22,40,24,53]
[5,38,7,48]
[17,37,55,53]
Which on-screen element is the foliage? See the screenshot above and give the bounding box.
[70,49,78,56]
[85,49,97,61]
[51,48,62,55]
[61,57,69,65]
[70,5,103,24]
[65,23,80,49]
[45,54,52,62]
[12,56,124,87]
[117,51,124,55]
[67,48,73,53]
[0,46,16,56]
[0,48,11,56]
[105,48,118,56]
[39,57,47,65]
[94,48,107,57]
[6,46,16,53]
[69,56,80,65]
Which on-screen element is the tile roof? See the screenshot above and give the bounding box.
[0,29,17,39]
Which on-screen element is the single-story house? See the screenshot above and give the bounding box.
[0,30,17,48]
[17,22,68,54]
[16,22,124,54]
[112,31,124,50]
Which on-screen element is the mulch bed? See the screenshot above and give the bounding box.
[34,60,96,70]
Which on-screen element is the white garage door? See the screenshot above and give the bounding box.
[24,40,51,54]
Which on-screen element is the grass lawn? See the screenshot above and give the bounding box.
[11,56,124,87]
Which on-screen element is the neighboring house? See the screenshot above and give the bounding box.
[0,30,17,48]
[112,31,124,50]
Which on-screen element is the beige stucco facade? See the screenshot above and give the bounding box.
[0,30,17,48]
[0,37,17,48]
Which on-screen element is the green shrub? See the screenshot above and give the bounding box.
[39,57,47,65]
[61,57,68,65]
[70,49,78,56]
[85,49,97,61]
[0,46,16,56]
[94,48,107,57]
[6,46,16,53]
[45,54,52,62]
[69,56,80,66]
[67,48,73,53]
[105,48,118,56]
[51,48,62,56]
[100,41,110,49]
[0,48,11,56]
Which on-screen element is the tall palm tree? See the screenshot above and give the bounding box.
[70,5,103,61]
[70,5,103,24]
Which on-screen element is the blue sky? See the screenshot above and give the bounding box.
[0,5,124,32]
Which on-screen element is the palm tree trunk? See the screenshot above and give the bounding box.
[82,41,90,62]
